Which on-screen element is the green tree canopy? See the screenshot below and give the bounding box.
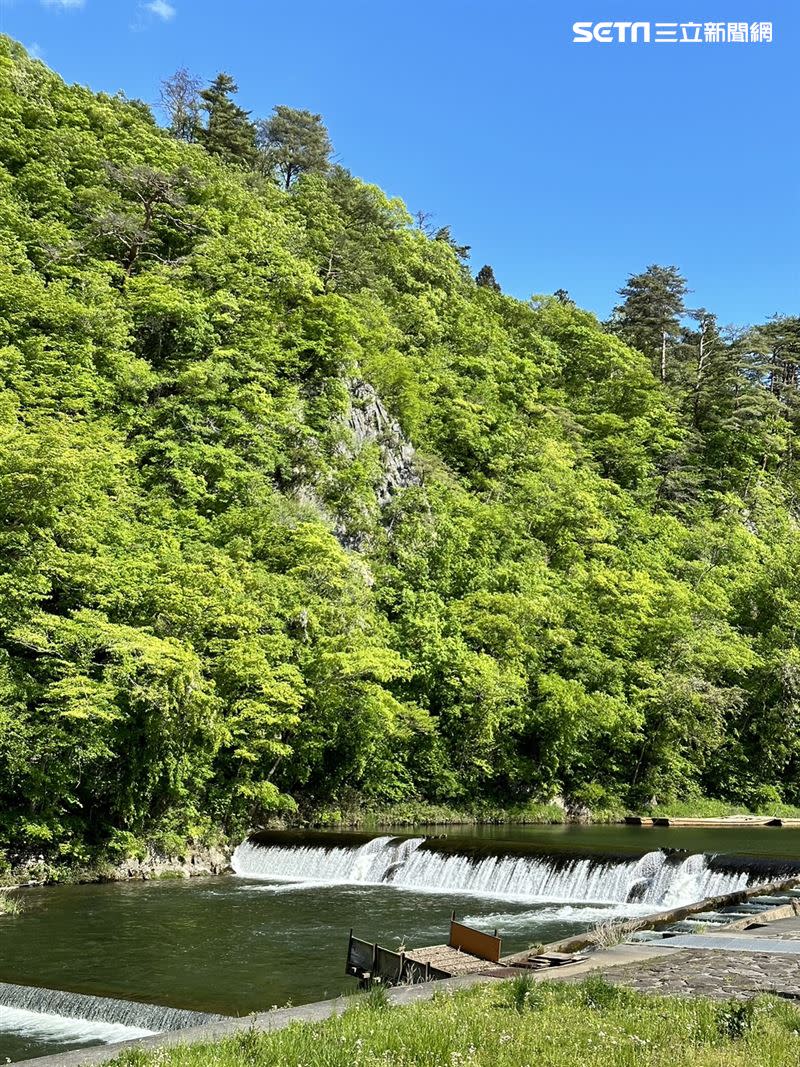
[198,72,257,166]
[0,38,799,862]
[256,105,332,189]
[609,264,689,382]
[476,265,501,292]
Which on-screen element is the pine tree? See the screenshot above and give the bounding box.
[198,73,257,167]
[476,264,501,292]
[256,105,332,189]
[609,265,689,382]
[433,225,470,263]
[750,316,800,468]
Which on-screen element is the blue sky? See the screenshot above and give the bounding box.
[2,0,798,325]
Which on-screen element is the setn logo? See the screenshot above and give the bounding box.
[573,22,651,43]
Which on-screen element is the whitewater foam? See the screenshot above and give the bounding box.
[0,982,227,1033]
[232,836,751,907]
[0,1004,154,1046]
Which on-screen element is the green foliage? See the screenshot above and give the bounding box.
[1,37,799,859]
[506,972,543,1014]
[578,975,631,1010]
[198,73,257,167]
[0,891,22,916]
[716,999,757,1041]
[362,983,390,1011]
[256,105,332,190]
[608,264,689,381]
[475,264,501,292]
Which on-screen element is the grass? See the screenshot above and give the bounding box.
[646,799,800,820]
[307,795,800,829]
[109,977,800,1067]
[0,890,23,916]
[589,919,629,949]
[311,800,577,828]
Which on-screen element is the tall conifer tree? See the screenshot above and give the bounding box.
[609,265,689,382]
[199,73,257,166]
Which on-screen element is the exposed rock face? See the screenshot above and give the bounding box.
[5,844,233,885]
[549,795,592,823]
[289,379,419,552]
[108,845,232,881]
[345,379,419,506]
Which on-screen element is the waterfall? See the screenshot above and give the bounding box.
[0,983,228,1033]
[0,1004,155,1047]
[233,835,426,888]
[232,835,760,907]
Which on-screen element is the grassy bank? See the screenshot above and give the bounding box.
[324,801,581,828]
[648,799,800,821]
[303,795,800,829]
[113,978,800,1067]
[0,890,22,916]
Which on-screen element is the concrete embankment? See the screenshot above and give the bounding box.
[625,815,800,827]
[502,874,800,961]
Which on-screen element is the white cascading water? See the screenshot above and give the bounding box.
[0,982,227,1034]
[0,1005,154,1047]
[231,836,751,907]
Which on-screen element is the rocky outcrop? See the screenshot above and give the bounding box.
[294,378,420,551]
[5,844,232,885]
[344,379,419,506]
[107,844,232,881]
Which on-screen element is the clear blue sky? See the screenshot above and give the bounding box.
[2,0,798,325]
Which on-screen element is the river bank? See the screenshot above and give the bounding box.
[329,797,800,829]
[6,796,800,887]
[3,826,800,1062]
[1,845,233,889]
[21,974,800,1067]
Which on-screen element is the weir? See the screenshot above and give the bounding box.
[0,1004,154,1049]
[233,832,800,907]
[0,983,228,1034]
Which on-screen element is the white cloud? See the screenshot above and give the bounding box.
[41,0,86,9]
[27,42,45,59]
[145,0,176,19]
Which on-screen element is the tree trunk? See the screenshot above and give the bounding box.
[692,327,707,427]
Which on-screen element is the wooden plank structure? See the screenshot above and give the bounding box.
[346,915,501,986]
[448,917,502,962]
[345,932,451,986]
[346,913,589,986]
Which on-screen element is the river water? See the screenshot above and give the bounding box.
[1,824,798,1062]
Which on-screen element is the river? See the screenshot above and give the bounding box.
[1,824,798,1062]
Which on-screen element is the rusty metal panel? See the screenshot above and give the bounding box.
[448,920,502,962]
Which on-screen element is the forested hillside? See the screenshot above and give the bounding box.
[1,38,799,862]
